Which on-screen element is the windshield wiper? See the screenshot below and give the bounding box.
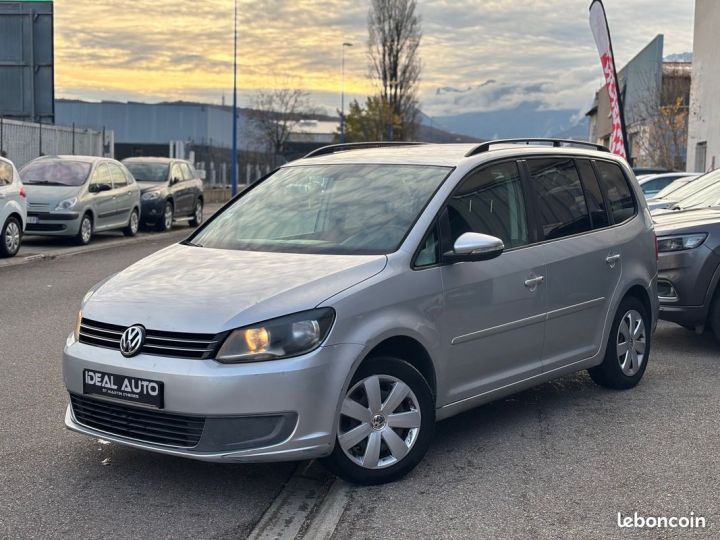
[25,180,65,186]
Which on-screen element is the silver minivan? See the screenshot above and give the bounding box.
[0,156,27,258]
[63,140,658,484]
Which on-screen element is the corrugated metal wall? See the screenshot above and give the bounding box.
[0,1,54,123]
[0,118,106,168]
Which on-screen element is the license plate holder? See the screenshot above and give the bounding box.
[83,369,164,408]
[26,216,39,224]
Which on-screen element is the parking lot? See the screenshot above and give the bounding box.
[1,232,718,539]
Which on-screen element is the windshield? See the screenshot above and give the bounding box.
[662,170,720,202]
[20,160,92,186]
[676,181,720,209]
[191,164,451,255]
[124,162,169,182]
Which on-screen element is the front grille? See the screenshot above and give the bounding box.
[79,318,222,359]
[26,223,65,231]
[28,202,50,211]
[70,394,205,447]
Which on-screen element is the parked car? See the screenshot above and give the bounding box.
[638,172,699,199]
[64,140,657,485]
[0,156,27,258]
[20,156,141,245]
[654,207,720,341]
[633,167,672,176]
[648,169,720,212]
[122,157,204,231]
[650,173,703,200]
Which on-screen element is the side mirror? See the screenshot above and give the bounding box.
[443,232,504,263]
[171,177,181,185]
[89,183,112,193]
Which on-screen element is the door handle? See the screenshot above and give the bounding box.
[524,275,544,289]
[606,253,621,268]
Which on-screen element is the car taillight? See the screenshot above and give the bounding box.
[19,186,27,198]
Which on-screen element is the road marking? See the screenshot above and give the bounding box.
[246,462,351,540]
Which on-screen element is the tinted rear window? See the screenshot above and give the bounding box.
[527,158,591,240]
[594,161,636,224]
[576,159,610,229]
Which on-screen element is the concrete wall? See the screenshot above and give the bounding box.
[687,0,720,172]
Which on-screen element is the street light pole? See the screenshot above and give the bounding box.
[340,42,352,143]
[230,0,238,196]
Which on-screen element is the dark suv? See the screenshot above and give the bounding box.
[654,181,720,341]
[122,157,204,231]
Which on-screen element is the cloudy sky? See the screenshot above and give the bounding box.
[55,0,694,118]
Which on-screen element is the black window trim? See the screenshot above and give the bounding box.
[574,157,611,231]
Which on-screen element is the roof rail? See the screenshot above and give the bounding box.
[465,138,609,157]
[304,141,426,159]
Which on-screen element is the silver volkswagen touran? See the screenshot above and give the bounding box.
[63,140,658,484]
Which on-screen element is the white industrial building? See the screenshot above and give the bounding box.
[687,0,720,172]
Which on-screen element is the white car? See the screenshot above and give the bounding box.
[638,172,698,199]
[0,156,27,258]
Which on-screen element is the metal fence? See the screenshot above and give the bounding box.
[0,117,108,169]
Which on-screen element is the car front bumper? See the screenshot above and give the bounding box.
[63,337,364,462]
[24,211,81,236]
[657,244,720,327]
[140,198,166,224]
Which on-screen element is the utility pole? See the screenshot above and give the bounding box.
[340,42,353,143]
[230,0,239,196]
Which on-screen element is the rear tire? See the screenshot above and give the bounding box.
[74,213,93,246]
[589,297,651,389]
[0,216,22,258]
[157,201,173,232]
[322,356,435,485]
[123,209,139,237]
[189,199,203,227]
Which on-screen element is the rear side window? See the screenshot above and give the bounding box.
[108,163,128,187]
[447,161,529,249]
[0,161,12,185]
[576,160,610,229]
[527,158,591,240]
[181,163,195,180]
[594,161,636,224]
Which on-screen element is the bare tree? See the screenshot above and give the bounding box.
[367,0,422,140]
[629,64,690,170]
[249,86,315,163]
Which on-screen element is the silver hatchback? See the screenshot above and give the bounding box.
[63,140,658,484]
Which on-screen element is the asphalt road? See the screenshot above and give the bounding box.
[0,233,295,539]
[333,323,720,539]
[1,233,719,539]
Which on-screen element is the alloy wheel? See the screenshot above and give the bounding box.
[617,309,646,376]
[164,204,173,229]
[338,374,422,470]
[4,220,20,254]
[80,217,92,244]
[130,211,139,234]
[195,202,203,223]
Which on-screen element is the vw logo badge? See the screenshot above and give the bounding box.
[119,325,146,358]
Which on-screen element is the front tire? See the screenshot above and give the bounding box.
[123,209,140,237]
[157,201,173,232]
[0,216,22,258]
[75,213,93,246]
[189,199,203,227]
[589,297,651,389]
[323,357,435,485]
[709,289,720,344]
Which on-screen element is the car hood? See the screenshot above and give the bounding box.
[83,244,387,333]
[137,181,166,192]
[24,184,82,204]
[653,206,720,234]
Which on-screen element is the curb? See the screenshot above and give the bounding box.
[0,228,192,270]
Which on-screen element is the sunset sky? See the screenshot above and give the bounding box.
[54,0,694,117]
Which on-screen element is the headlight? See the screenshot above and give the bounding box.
[657,233,708,252]
[55,197,78,211]
[142,191,161,200]
[73,310,82,341]
[216,308,335,363]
